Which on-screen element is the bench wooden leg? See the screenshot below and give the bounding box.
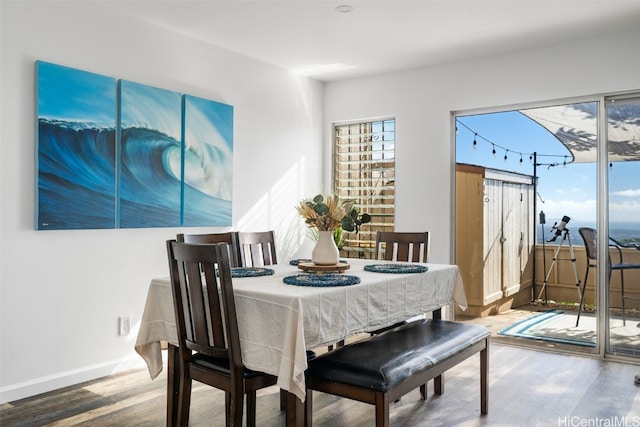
[374,393,390,427]
[419,383,427,400]
[480,342,489,414]
[434,374,443,395]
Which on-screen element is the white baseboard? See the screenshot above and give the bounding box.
[0,354,147,404]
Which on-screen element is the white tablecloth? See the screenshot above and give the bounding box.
[135,259,466,401]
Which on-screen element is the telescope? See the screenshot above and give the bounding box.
[547,215,570,242]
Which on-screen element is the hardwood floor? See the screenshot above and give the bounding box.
[2,342,640,426]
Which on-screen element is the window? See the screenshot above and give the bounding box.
[334,118,395,258]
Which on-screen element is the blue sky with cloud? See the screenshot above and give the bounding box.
[455,110,640,227]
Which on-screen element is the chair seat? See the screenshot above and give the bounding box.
[612,262,640,270]
[307,319,490,393]
[192,353,270,378]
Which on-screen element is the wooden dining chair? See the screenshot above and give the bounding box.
[375,231,430,263]
[237,231,277,267]
[372,231,431,399]
[166,240,278,426]
[236,230,289,407]
[368,231,430,336]
[576,227,640,326]
[176,232,241,268]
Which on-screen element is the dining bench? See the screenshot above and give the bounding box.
[303,318,490,427]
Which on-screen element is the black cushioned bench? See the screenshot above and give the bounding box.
[304,319,490,427]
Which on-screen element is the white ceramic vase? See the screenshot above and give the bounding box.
[312,230,340,265]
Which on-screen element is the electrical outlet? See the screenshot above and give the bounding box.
[119,315,131,336]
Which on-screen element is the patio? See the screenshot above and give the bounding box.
[458,302,640,357]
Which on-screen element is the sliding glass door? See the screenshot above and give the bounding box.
[605,95,640,357]
[455,92,640,360]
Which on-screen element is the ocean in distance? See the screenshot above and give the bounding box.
[537,221,640,247]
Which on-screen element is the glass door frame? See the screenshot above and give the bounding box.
[600,92,640,360]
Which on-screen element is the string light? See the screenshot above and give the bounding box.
[456,119,574,168]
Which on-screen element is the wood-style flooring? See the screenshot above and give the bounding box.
[2,342,640,426]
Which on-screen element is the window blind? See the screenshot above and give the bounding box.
[334,119,395,259]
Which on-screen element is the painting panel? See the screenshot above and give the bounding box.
[118,80,182,228]
[182,95,233,226]
[36,61,117,230]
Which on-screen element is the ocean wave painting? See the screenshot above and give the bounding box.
[36,61,233,230]
[36,61,117,230]
[118,80,182,228]
[183,95,233,226]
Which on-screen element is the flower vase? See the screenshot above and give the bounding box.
[312,230,340,265]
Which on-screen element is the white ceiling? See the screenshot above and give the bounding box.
[99,0,640,82]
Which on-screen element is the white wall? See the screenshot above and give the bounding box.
[0,2,323,402]
[324,27,640,265]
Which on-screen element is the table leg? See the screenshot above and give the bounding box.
[285,391,305,427]
[166,343,179,427]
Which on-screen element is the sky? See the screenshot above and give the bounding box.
[455,109,640,229]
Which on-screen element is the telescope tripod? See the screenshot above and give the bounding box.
[537,228,582,303]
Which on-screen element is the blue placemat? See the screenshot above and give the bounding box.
[283,273,361,287]
[364,264,428,274]
[231,267,275,278]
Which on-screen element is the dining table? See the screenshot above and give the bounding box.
[135,258,467,426]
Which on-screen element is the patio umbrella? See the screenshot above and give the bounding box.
[519,102,640,163]
[518,100,640,302]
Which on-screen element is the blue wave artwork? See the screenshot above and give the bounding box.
[118,80,183,228]
[36,61,117,230]
[36,61,233,230]
[183,95,233,226]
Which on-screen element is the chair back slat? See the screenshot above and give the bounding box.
[237,231,277,267]
[184,260,210,346]
[376,231,430,263]
[167,240,242,364]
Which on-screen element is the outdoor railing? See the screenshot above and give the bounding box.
[534,244,640,310]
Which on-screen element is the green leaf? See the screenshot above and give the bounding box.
[314,203,329,215]
[312,194,324,204]
[341,217,355,232]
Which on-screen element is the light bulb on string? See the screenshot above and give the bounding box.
[456,120,573,172]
